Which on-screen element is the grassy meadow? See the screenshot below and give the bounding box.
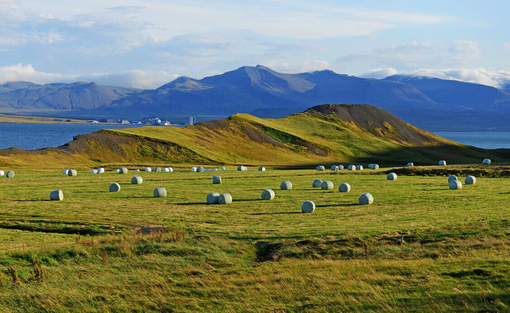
[0,165,508,311]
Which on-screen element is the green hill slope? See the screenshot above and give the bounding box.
[1,104,508,168]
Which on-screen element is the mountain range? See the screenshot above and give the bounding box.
[1,65,510,131]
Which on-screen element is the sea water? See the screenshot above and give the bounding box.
[434,132,510,149]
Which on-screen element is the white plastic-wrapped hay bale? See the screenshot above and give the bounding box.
[368,164,374,169]
[109,183,121,192]
[321,181,334,190]
[145,167,152,173]
[301,200,315,213]
[372,164,379,170]
[115,169,120,173]
[154,187,167,197]
[407,162,414,167]
[449,180,462,190]
[168,167,174,172]
[387,172,397,180]
[338,183,351,193]
[316,165,325,171]
[331,165,338,171]
[207,192,220,204]
[359,193,374,205]
[465,176,476,185]
[218,193,232,204]
[135,169,140,172]
[348,165,356,171]
[356,165,363,171]
[0,170,4,176]
[62,169,68,175]
[280,181,292,190]
[119,167,128,174]
[91,169,98,174]
[448,175,458,183]
[50,190,64,201]
[338,165,344,170]
[163,168,170,172]
[261,189,275,200]
[197,166,205,172]
[67,169,77,177]
[153,167,161,172]
[221,167,226,171]
[131,176,143,184]
[482,159,491,165]
[258,166,266,172]
[212,176,221,184]
[237,165,247,171]
[98,167,105,174]
[191,167,197,172]
[312,179,322,188]
[212,168,218,172]
[439,160,447,166]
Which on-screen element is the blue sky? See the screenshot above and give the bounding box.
[0,0,509,89]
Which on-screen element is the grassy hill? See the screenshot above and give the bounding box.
[1,104,509,169]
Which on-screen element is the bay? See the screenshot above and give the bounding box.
[0,123,143,150]
[434,132,510,149]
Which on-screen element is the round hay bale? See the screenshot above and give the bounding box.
[368,163,374,169]
[168,167,174,172]
[321,181,334,190]
[301,201,315,213]
[359,193,374,205]
[221,167,226,171]
[154,167,162,172]
[449,180,462,190]
[280,181,292,190]
[372,164,379,170]
[258,166,266,171]
[134,169,140,172]
[237,165,247,171]
[338,165,344,170]
[407,162,414,167]
[482,159,491,165]
[197,166,205,172]
[212,176,221,184]
[356,165,363,171]
[67,169,77,177]
[119,167,128,174]
[190,167,197,172]
[109,183,121,192]
[163,168,170,172]
[91,169,98,174]
[0,170,3,176]
[218,193,232,204]
[207,192,220,204]
[212,168,218,171]
[331,165,338,171]
[312,179,322,188]
[465,176,476,185]
[115,169,120,172]
[131,176,143,184]
[62,169,68,175]
[145,167,152,172]
[98,167,105,174]
[316,165,325,171]
[387,173,397,180]
[154,187,167,197]
[261,189,275,200]
[439,160,447,166]
[50,190,64,201]
[338,183,351,193]
[348,165,356,171]
[448,175,458,183]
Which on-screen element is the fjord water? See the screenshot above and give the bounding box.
[434,131,510,149]
[0,123,142,150]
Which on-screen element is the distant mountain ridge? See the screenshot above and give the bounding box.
[1,65,510,130]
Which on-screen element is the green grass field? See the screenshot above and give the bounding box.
[0,166,508,311]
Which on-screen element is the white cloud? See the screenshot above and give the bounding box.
[267,60,331,73]
[0,63,177,89]
[360,68,398,79]
[504,43,510,50]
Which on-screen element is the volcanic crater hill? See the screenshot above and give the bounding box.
[0,104,509,168]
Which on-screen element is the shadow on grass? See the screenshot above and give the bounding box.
[316,203,358,208]
[12,199,50,202]
[251,212,302,215]
[73,191,109,194]
[176,202,206,206]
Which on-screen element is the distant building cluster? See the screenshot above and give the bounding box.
[86,116,197,127]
